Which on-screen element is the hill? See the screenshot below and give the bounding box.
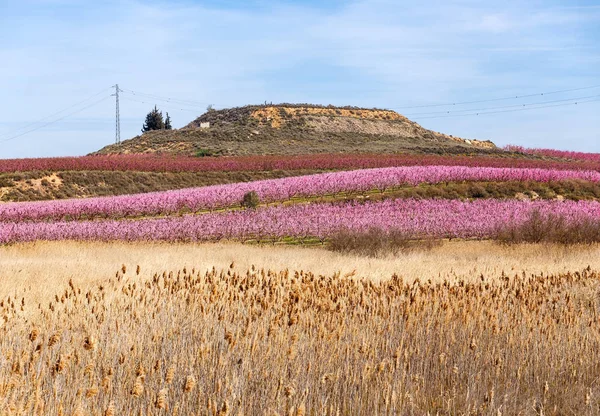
[10,104,599,203]
[95,104,497,156]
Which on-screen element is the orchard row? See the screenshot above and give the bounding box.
[2,199,599,243]
[3,151,600,174]
[2,165,599,222]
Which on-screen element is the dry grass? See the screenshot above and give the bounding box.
[1,240,599,314]
[1,260,600,414]
[95,122,496,158]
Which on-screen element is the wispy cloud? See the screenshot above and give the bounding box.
[0,0,598,157]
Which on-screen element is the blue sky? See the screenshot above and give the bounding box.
[0,0,599,158]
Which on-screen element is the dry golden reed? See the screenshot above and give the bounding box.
[104,402,115,416]
[165,366,175,384]
[130,376,144,398]
[84,388,98,399]
[183,375,196,393]
[48,333,60,347]
[1,264,600,414]
[155,388,168,409]
[72,403,84,416]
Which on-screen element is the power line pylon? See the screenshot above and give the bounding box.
[112,84,121,145]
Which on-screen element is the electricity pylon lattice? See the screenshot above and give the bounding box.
[112,84,121,144]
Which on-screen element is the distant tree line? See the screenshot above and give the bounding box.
[142,106,172,132]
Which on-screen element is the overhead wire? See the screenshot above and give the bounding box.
[389,84,600,109]
[412,96,600,120]
[121,83,600,116]
[0,86,113,140]
[120,88,219,108]
[120,96,203,112]
[403,93,600,116]
[3,83,599,143]
[0,96,112,144]
[121,85,600,121]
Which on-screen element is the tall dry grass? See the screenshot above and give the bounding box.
[2,240,600,310]
[1,264,600,414]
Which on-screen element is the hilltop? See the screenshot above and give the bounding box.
[3,104,594,203]
[95,104,497,156]
[3,104,546,203]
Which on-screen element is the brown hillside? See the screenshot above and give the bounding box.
[95,104,497,156]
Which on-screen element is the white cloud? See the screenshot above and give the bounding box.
[476,14,513,33]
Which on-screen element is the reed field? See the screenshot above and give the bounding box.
[1,250,600,414]
[2,240,600,309]
[0,241,599,414]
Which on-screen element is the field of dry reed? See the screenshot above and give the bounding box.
[2,240,600,309]
[1,262,600,414]
[1,241,599,414]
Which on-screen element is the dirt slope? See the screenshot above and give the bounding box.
[95,104,497,156]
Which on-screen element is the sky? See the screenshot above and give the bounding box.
[0,0,599,158]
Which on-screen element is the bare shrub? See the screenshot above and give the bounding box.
[494,210,600,244]
[328,227,440,257]
[241,191,260,209]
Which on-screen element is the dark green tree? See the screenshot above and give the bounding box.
[141,105,165,132]
[164,112,172,130]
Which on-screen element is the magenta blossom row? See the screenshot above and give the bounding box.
[3,165,600,222]
[2,152,599,174]
[1,199,599,243]
[505,145,600,163]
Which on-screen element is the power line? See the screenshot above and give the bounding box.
[0,86,113,140]
[389,84,600,109]
[120,88,219,108]
[0,96,112,144]
[404,93,600,116]
[120,96,203,112]
[3,82,598,145]
[122,85,600,124]
[121,83,600,115]
[412,96,600,120]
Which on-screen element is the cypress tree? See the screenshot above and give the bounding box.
[165,112,172,130]
[141,105,165,132]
